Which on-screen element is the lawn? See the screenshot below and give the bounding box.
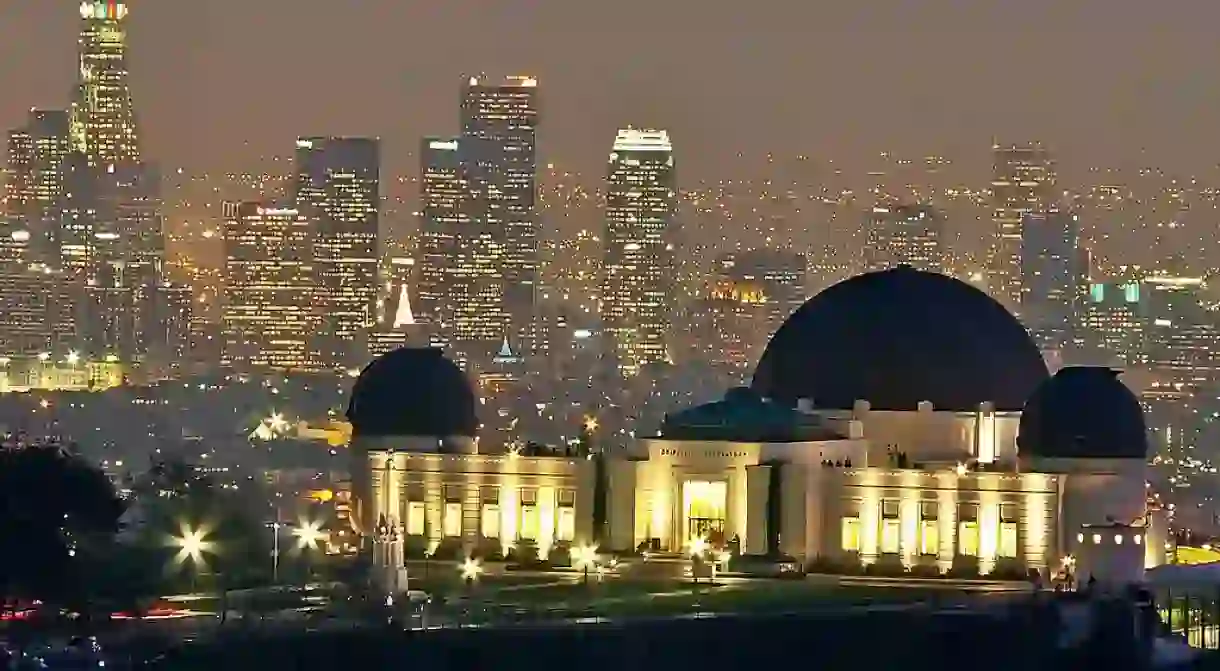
[435,578,971,624]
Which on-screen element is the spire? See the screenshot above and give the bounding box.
[391,283,415,329]
[497,336,514,358]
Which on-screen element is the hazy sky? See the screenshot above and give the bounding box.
[3,0,1220,182]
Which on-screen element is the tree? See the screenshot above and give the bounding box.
[0,439,124,612]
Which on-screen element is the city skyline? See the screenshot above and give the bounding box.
[5,1,1220,183]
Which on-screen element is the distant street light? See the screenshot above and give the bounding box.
[171,523,214,593]
[460,557,483,584]
[570,543,600,584]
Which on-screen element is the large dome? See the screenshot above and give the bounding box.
[1018,366,1148,460]
[751,266,1048,411]
[346,347,478,437]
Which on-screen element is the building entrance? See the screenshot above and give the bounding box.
[682,480,727,542]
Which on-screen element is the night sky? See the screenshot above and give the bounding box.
[3,0,1220,182]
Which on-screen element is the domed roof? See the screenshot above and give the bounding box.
[1018,366,1148,459]
[346,347,477,437]
[751,266,1048,411]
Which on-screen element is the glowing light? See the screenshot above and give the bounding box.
[65,351,80,365]
[460,557,483,581]
[570,543,599,571]
[583,416,599,433]
[172,524,213,565]
[955,462,968,477]
[292,519,326,550]
[688,536,709,557]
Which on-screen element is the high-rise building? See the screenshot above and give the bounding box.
[70,1,140,167]
[295,137,380,370]
[1141,275,1220,386]
[460,76,539,358]
[693,251,807,378]
[1080,281,1145,366]
[864,204,943,273]
[5,110,70,264]
[987,143,1055,312]
[0,265,78,357]
[1020,210,1088,351]
[601,129,676,378]
[221,202,316,371]
[418,136,504,364]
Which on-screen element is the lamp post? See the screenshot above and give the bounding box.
[172,523,213,594]
[292,519,327,585]
[571,543,599,585]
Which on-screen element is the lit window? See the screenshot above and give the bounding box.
[443,502,462,537]
[406,501,425,536]
[841,516,861,552]
[481,504,500,539]
[1000,522,1018,558]
[920,520,939,555]
[557,507,575,542]
[1115,535,1123,545]
[959,521,979,556]
[1134,535,1143,545]
[881,519,900,554]
[521,505,539,540]
[1092,533,1102,545]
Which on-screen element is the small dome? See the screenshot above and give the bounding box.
[752,266,1048,411]
[1018,366,1148,459]
[346,347,477,437]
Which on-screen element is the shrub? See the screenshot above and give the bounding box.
[864,555,909,577]
[805,554,865,576]
[908,563,944,578]
[987,557,1029,581]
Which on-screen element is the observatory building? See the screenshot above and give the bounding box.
[349,266,1165,583]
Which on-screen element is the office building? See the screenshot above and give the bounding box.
[601,129,676,378]
[987,144,1056,312]
[295,137,380,370]
[460,76,539,358]
[864,204,943,273]
[417,136,506,361]
[5,110,70,264]
[222,202,316,371]
[70,1,140,167]
[1080,281,1146,367]
[1142,275,1220,386]
[1020,210,1089,351]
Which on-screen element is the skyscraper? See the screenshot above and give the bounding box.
[5,110,70,264]
[70,1,140,167]
[460,76,539,358]
[1020,210,1088,351]
[694,250,806,378]
[864,204,943,273]
[988,143,1056,312]
[417,136,505,363]
[601,129,676,378]
[221,202,316,370]
[295,137,380,370]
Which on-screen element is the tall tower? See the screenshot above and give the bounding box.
[71,1,140,167]
[418,136,504,364]
[987,143,1055,312]
[295,137,380,370]
[5,110,70,265]
[601,129,676,378]
[460,75,539,360]
[221,202,316,371]
[864,204,943,274]
[1020,209,1087,352]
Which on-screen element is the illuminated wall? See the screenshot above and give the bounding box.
[364,449,593,560]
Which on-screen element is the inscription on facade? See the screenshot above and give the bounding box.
[659,448,749,459]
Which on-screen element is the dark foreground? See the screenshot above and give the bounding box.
[146,604,1077,671]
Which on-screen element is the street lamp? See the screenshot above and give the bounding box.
[460,557,483,584]
[293,519,327,585]
[570,543,599,584]
[171,523,213,592]
[688,536,709,585]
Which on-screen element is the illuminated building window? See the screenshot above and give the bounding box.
[557,507,575,542]
[959,522,979,556]
[520,506,539,540]
[443,502,462,537]
[999,503,1018,558]
[481,504,500,539]
[841,516,861,552]
[920,521,939,555]
[406,501,425,536]
[879,499,900,554]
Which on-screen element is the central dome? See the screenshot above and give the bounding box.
[346,347,478,437]
[752,266,1048,412]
